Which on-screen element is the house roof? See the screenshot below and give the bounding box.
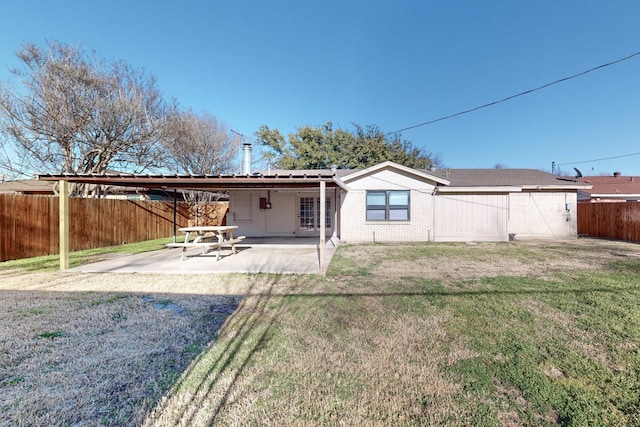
[337,163,588,190]
[38,165,591,193]
[428,168,590,190]
[577,174,640,198]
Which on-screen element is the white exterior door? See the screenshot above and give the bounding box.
[297,195,333,236]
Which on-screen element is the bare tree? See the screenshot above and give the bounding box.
[0,41,168,194]
[162,110,240,175]
[162,110,241,215]
[0,132,16,179]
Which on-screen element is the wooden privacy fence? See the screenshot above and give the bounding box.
[0,194,228,262]
[578,202,640,243]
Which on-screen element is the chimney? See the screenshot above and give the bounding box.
[242,143,252,175]
[613,171,621,178]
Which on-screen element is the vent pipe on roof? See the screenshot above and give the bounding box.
[242,143,252,175]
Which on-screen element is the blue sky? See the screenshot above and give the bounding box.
[1,1,639,175]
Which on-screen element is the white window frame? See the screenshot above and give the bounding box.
[366,190,410,221]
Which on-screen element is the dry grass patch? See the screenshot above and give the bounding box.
[0,271,288,426]
[146,292,475,426]
[359,240,636,282]
[3,238,640,426]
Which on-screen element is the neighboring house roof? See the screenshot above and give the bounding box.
[577,174,640,200]
[0,179,55,194]
[4,177,194,199]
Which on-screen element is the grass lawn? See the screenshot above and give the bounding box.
[2,239,640,426]
[0,237,179,272]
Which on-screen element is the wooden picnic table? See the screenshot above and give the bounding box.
[166,225,245,261]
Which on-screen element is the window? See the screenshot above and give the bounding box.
[366,190,410,221]
[299,196,332,231]
[315,197,332,229]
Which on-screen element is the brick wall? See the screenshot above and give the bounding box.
[340,169,435,243]
[508,192,577,239]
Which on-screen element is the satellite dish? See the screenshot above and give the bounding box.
[573,167,583,178]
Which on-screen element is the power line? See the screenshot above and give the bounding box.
[557,151,640,166]
[230,129,249,140]
[386,51,640,135]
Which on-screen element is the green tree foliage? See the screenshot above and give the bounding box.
[255,122,438,170]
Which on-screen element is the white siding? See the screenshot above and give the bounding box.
[508,192,577,239]
[227,190,297,236]
[226,165,579,242]
[231,192,252,222]
[227,189,336,237]
[434,193,509,241]
[266,192,296,233]
[341,169,435,242]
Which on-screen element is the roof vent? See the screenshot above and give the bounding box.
[613,171,621,177]
[330,164,337,172]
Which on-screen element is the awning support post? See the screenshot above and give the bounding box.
[59,179,70,270]
[319,181,326,275]
[173,189,177,243]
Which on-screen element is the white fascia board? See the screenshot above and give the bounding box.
[333,177,349,191]
[436,186,522,193]
[342,161,450,186]
[520,184,593,191]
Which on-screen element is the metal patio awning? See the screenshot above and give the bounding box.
[39,172,346,274]
[38,172,348,191]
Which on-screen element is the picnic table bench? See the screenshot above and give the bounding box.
[166,226,245,261]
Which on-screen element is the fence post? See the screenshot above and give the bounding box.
[59,180,70,270]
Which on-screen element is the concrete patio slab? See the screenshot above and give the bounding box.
[68,237,338,275]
